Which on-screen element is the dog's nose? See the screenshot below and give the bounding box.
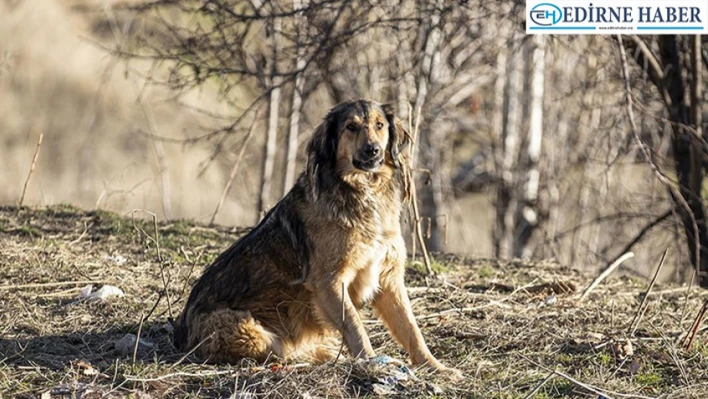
[363,143,380,157]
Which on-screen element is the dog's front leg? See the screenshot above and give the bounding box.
[372,273,444,369]
[373,251,454,373]
[313,279,375,359]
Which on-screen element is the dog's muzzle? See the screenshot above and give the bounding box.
[353,143,384,172]
[353,156,384,172]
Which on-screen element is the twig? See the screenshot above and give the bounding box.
[135,81,173,220]
[415,302,510,320]
[616,286,702,297]
[178,247,203,302]
[132,314,145,365]
[681,269,697,324]
[130,209,173,320]
[438,214,448,247]
[410,183,433,275]
[68,222,89,245]
[210,106,262,226]
[334,281,346,364]
[580,252,634,301]
[521,356,618,399]
[19,132,44,206]
[407,105,434,276]
[169,332,215,369]
[125,369,236,382]
[628,249,668,336]
[143,290,165,323]
[153,140,173,220]
[0,280,103,290]
[593,336,665,351]
[682,298,708,350]
[152,213,173,320]
[523,371,555,399]
[600,210,670,276]
[126,363,313,383]
[523,355,658,399]
[36,287,83,298]
[407,107,417,260]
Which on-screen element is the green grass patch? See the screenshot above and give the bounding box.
[478,264,495,278]
[407,258,451,274]
[635,370,664,387]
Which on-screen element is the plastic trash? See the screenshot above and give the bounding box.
[79,285,125,300]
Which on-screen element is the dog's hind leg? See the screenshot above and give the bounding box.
[196,309,283,363]
[284,332,340,364]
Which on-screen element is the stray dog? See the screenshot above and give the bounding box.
[174,99,456,374]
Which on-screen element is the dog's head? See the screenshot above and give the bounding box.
[306,99,411,199]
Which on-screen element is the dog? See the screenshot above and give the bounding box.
[174,99,455,374]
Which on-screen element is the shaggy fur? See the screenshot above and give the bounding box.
[174,99,455,374]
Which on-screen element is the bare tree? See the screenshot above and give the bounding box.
[621,34,707,285]
[494,34,523,259]
[258,2,282,215]
[514,34,546,258]
[413,0,445,251]
[120,0,703,282]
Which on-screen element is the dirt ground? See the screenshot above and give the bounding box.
[1,205,707,398]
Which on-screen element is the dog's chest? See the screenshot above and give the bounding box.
[348,233,390,307]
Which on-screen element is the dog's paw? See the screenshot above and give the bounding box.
[436,366,464,381]
[414,362,464,381]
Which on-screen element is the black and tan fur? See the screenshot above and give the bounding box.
[174,99,455,374]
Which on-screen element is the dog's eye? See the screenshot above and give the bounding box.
[346,123,358,132]
[376,122,384,129]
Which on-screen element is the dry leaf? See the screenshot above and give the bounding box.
[72,359,98,376]
[612,339,634,359]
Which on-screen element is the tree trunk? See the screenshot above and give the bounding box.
[413,0,445,251]
[491,35,508,257]
[495,37,523,259]
[514,35,545,258]
[282,0,306,196]
[662,35,708,286]
[258,10,281,216]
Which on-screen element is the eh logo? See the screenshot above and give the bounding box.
[530,3,563,26]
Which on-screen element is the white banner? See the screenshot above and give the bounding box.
[526,0,708,34]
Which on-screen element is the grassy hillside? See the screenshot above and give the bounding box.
[1,205,707,398]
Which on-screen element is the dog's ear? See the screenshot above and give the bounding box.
[382,104,411,169]
[305,113,337,201]
[382,104,413,201]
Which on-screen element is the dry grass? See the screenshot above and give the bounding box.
[1,205,708,398]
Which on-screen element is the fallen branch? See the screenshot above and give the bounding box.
[125,363,312,382]
[523,371,555,399]
[0,280,104,290]
[580,252,634,301]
